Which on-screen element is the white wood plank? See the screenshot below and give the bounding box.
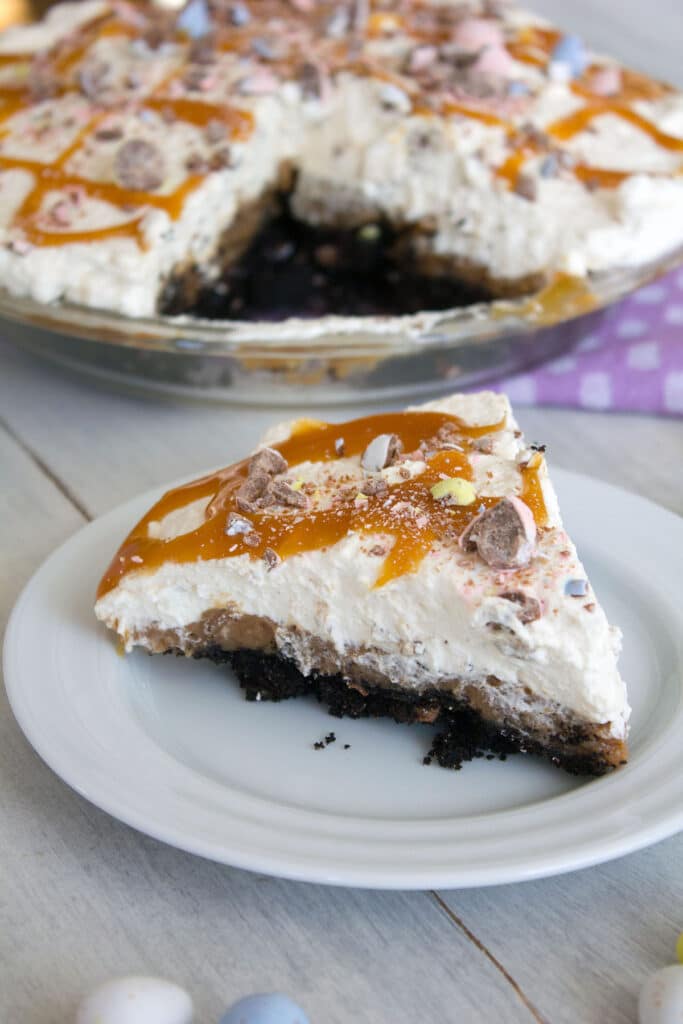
[439,833,683,1024]
[0,417,537,1024]
[0,421,85,626]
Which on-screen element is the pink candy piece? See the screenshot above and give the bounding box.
[589,66,622,97]
[452,17,505,52]
[238,69,279,95]
[506,495,537,547]
[409,45,438,73]
[49,201,72,227]
[471,44,516,77]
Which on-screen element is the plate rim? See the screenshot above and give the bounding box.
[4,467,683,889]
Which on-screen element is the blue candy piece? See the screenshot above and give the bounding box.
[220,993,310,1024]
[230,2,251,26]
[507,80,530,97]
[177,0,212,39]
[550,34,587,79]
[564,578,588,597]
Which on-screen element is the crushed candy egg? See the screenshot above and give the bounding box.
[430,478,477,505]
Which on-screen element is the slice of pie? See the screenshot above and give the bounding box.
[95,390,629,775]
[0,0,681,320]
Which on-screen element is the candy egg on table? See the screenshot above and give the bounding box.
[219,992,310,1024]
[639,965,683,1024]
[76,976,193,1024]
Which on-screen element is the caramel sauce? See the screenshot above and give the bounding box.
[495,147,532,186]
[506,26,561,67]
[496,101,683,191]
[519,452,547,525]
[96,410,548,600]
[0,4,679,251]
[0,12,254,249]
[440,100,511,128]
[549,102,683,151]
[572,68,672,104]
[572,164,631,189]
[493,272,598,326]
[144,97,253,137]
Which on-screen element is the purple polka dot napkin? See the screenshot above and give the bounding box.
[485,268,683,416]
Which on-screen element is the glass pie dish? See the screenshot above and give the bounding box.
[1,247,681,405]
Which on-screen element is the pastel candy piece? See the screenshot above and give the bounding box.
[471,44,516,77]
[409,45,438,73]
[219,993,310,1024]
[639,965,683,1024]
[452,17,504,52]
[589,66,622,96]
[76,977,193,1024]
[549,34,587,79]
[177,0,212,38]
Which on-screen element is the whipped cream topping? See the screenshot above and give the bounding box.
[0,0,681,318]
[95,391,628,734]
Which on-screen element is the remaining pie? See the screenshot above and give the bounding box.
[95,390,629,775]
[0,0,681,320]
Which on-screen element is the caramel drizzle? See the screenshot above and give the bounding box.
[0,13,253,248]
[495,26,682,190]
[97,410,548,600]
[0,4,679,248]
[496,101,683,189]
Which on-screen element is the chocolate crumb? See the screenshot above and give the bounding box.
[471,434,495,454]
[513,172,538,202]
[186,152,209,174]
[297,61,324,99]
[269,479,308,508]
[210,146,234,170]
[114,138,165,192]
[499,590,542,623]
[78,58,111,101]
[263,547,280,570]
[325,732,336,745]
[344,744,351,750]
[422,755,432,765]
[360,477,388,496]
[249,446,288,477]
[95,126,124,142]
[313,741,325,750]
[235,471,270,512]
[205,118,226,144]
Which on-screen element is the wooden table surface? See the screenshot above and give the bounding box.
[1,4,683,1024]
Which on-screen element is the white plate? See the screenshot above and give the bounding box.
[4,469,683,889]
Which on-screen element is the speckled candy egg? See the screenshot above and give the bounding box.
[639,965,683,1024]
[219,993,310,1024]
[76,976,193,1024]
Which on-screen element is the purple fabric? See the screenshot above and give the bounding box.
[485,268,683,415]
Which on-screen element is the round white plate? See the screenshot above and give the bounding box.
[4,468,683,889]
